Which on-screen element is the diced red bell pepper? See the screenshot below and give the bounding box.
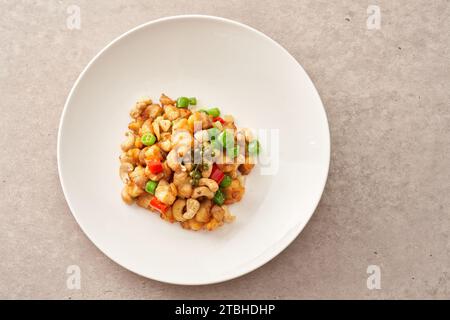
[149,197,168,214]
[210,163,225,184]
[213,116,225,124]
[146,160,163,174]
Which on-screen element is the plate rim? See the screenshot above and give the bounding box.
[57,14,331,285]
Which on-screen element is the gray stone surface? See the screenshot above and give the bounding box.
[0,0,449,299]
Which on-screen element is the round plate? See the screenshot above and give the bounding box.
[58,15,330,285]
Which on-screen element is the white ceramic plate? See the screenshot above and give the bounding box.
[58,15,329,285]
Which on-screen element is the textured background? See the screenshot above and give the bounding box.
[1,0,449,299]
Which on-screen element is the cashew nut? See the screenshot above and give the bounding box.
[129,166,148,189]
[201,161,213,178]
[119,162,134,184]
[121,186,134,204]
[140,119,154,135]
[134,137,143,149]
[178,108,191,119]
[162,161,172,180]
[160,206,174,223]
[176,144,190,158]
[155,180,177,205]
[159,93,175,106]
[159,139,171,153]
[152,118,161,140]
[188,112,212,130]
[183,162,194,171]
[238,156,255,175]
[171,131,192,150]
[144,104,163,119]
[178,183,193,198]
[167,149,182,172]
[183,199,200,219]
[172,118,190,132]
[130,100,149,119]
[119,152,133,164]
[187,219,204,231]
[136,193,153,209]
[163,105,180,121]
[121,131,135,152]
[194,199,212,222]
[222,205,235,223]
[143,145,162,161]
[223,115,234,123]
[172,199,186,222]
[138,147,148,166]
[173,171,189,186]
[217,162,237,173]
[126,183,144,198]
[128,119,143,133]
[160,131,171,143]
[198,178,219,193]
[173,171,192,198]
[211,205,225,222]
[205,218,222,231]
[125,148,140,166]
[191,186,214,199]
[229,168,238,179]
[159,119,171,132]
